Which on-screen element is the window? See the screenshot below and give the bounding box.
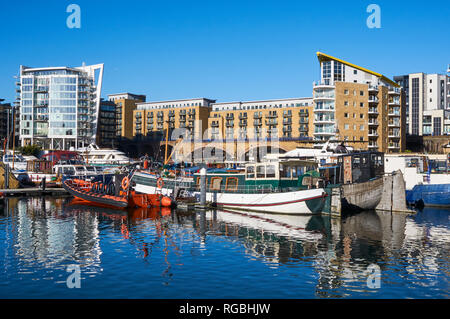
[354,70,357,75]
[256,165,265,178]
[344,124,349,130]
[360,91,364,96]
[344,113,349,118]
[360,102,364,107]
[360,125,365,131]
[225,177,239,191]
[360,114,364,119]
[344,90,349,95]
[266,165,276,178]
[344,101,349,106]
[210,177,222,190]
[246,166,255,179]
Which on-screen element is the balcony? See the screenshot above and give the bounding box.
[368,85,379,92]
[239,114,247,120]
[368,108,379,114]
[368,96,379,104]
[368,131,378,137]
[388,133,401,138]
[299,126,308,132]
[265,119,278,126]
[253,114,262,119]
[313,79,335,88]
[389,99,400,105]
[368,120,379,126]
[226,114,234,120]
[266,113,277,118]
[299,118,309,124]
[388,110,400,116]
[368,143,378,148]
[211,122,219,127]
[388,121,400,127]
[389,87,401,95]
[388,143,400,149]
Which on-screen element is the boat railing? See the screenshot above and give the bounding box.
[191,183,277,194]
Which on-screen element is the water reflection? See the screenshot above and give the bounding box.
[0,196,448,298]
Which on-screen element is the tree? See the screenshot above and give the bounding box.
[19,144,42,157]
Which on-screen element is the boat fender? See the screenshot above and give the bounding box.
[161,196,172,207]
[156,178,164,189]
[121,177,130,190]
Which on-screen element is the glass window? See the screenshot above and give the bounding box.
[266,165,276,178]
[246,166,255,179]
[256,165,265,178]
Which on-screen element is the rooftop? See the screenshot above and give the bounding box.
[317,52,399,88]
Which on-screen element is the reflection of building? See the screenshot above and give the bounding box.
[17,64,104,150]
[12,197,102,271]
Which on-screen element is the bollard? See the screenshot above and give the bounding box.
[200,168,207,207]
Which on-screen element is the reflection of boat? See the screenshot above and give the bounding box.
[63,177,173,209]
[212,209,325,241]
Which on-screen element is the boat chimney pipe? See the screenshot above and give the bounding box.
[200,168,207,206]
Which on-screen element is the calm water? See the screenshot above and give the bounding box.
[0,196,448,299]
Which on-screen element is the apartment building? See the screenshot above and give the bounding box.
[133,98,215,139]
[108,93,146,140]
[394,72,450,136]
[313,52,406,153]
[96,99,117,148]
[17,64,104,150]
[207,98,313,141]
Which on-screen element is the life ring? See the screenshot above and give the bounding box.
[121,177,130,190]
[156,178,164,189]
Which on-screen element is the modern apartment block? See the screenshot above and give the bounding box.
[108,93,146,140]
[0,99,13,147]
[207,98,313,141]
[313,52,406,153]
[133,98,215,139]
[96,99,117,148]
[17,64,104,150]
[394,72,450,136]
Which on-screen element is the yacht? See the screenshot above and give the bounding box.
[78,144,134,166]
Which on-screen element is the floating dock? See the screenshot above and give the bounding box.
[0,188,69,197]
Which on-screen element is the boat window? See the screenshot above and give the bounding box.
[86,166,95,172]
[266,165,276,178]
[225,177,239,191]
[256,165,265,178]
[64,167,75,175]
[75,167,85,171]
[210,177,222,190]
[246,166,255,179]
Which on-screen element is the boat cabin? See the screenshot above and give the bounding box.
[320,151,384,184]
[193,159,320,192]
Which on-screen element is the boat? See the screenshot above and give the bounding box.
[78,143,134,166]
[62,175,174,209]
[2,154,28,171]
[281,146,386,212]
[384,154,450,208]
[132,159,329,214]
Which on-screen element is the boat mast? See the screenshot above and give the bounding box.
[164,121,169,165]
[12,106,15,170]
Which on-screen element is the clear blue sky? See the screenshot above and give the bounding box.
[0,0,448,103]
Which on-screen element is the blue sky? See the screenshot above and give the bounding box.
[0,0,449,103]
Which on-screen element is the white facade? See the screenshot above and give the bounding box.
[136,98,215,110]
[18,64,104,150]
[210,97,312,112]
[396,72,450,136]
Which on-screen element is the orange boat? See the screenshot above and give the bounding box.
[63,177,173,209]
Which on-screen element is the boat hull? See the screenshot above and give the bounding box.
[406,184,450,208]
[206,188,327,214]
[341,177,384,212]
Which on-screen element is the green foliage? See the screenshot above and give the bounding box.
[19,144,42,157]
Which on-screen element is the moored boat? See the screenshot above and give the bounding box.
[62,176,174,209]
